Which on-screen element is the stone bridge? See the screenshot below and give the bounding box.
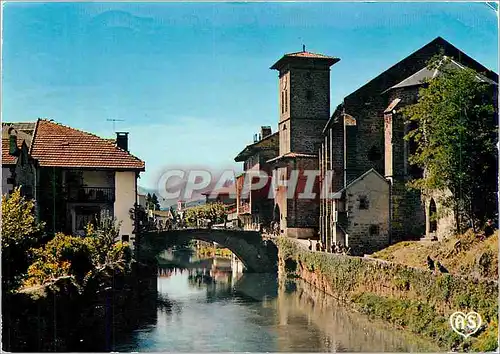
[139,228,278,273]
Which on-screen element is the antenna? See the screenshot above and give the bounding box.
[106,118,125,132]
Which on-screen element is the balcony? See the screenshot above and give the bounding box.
[66,186,115,203]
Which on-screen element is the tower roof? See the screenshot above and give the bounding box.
[270,49,340,70]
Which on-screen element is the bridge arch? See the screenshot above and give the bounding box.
[139,229,278,273]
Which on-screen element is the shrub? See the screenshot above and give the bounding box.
[1,187,45,291]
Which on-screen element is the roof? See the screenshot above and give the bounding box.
[266,152,317,163]
[153,210,173,218]
[345,37,498,101]
[384,98,402,114]
[29,119,145,170]
[332,168,389,198]
[2,122,35,166]
[384,56,497,93]
[234,131,279,162]
[271,50,340,70]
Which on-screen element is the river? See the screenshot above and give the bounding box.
[112,249,439,352]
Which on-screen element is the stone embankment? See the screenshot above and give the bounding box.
[275,237,498,352]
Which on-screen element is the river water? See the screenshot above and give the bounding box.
[112,249,439,352]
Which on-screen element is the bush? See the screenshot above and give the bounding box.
[23,233,93,287]
[1,187,45,292]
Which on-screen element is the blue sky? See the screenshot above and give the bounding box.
[2,2,498,190]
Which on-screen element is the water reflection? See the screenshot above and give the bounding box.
[113,250,439,352]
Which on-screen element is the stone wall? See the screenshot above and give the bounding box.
[289,68,331,120]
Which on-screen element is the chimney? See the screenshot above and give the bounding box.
[116,132,129,152]
[8,128,19,156]
[9,135,18,156]
[260,126,272,139]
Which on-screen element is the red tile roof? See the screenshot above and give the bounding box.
[30,119,145,170]
[284,51,337,59]
[266,152,318,163]
[271,50,340,70]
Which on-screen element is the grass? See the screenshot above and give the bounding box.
[371,230,498,280]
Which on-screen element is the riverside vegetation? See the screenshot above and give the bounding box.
[2,187,150,351]
[276,236,498,352]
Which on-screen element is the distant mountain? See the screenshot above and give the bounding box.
[137,185,206,210]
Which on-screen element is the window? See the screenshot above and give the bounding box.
[369,224,379,236]
[367,145,381,162]
[285,89,288,112]
[283,123,287,130]
[281,91,284,114]
[359,195,369,210]
[306,90,313,101]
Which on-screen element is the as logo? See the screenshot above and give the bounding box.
[449,311,482,338]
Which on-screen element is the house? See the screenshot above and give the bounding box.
[2,122,36,196]
[328,169,390,256]
[318,36,498,252]
[3,119,145,244]
[234,126,279,230]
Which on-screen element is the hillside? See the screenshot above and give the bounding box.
[370,230,498,280]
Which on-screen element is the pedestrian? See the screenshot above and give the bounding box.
[308,238,312,251]
[315,241,321,252]
[331,242,336,253]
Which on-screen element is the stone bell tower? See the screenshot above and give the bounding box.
[269,46,340,239]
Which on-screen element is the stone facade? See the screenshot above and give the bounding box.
[270,51,339,239]
[318,37,498,252]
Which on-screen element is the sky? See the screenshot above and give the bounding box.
[2,2,498,191]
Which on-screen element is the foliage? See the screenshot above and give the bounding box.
[22,216,132,289]
[371,229,498,280]
[402,56,497,232]
[1,187,45,292]
[146,193,161,211]
[23,233,93,287]
[184,202,227,227]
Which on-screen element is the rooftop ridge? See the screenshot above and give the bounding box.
[37,119,145,166]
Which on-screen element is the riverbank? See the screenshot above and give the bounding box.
[276,236,498,352]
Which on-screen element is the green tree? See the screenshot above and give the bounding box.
[403,56,497,232]
[182,203,227,227]
[1,187,45,292]
[146,192,161,210]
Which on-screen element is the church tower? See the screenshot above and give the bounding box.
[269,47,340,238]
